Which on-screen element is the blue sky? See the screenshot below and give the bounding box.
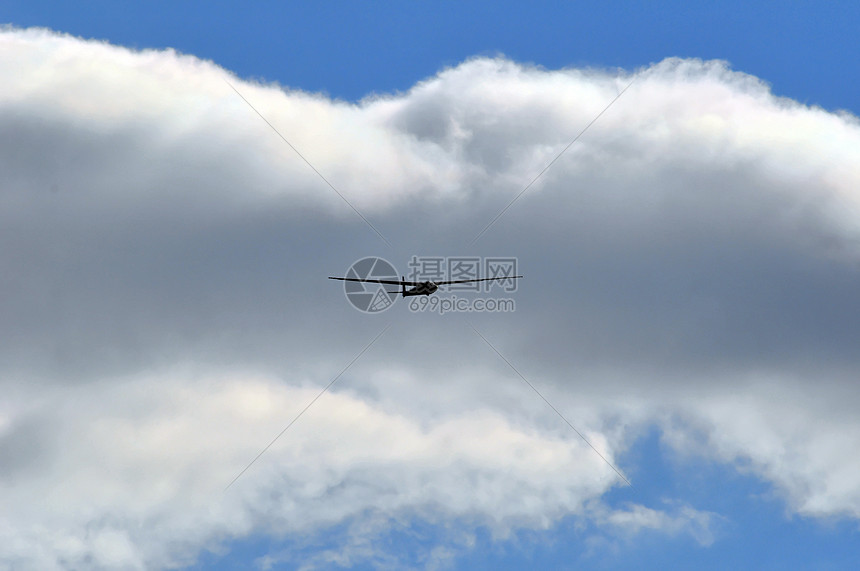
[189,433,860,571]
[4,2,860,570]
[6,1,859,110]
[193,430,860,571]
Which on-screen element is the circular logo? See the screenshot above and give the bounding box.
[342,257,399,313]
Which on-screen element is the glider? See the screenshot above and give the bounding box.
[329,275,522,297]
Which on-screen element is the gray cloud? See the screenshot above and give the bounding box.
[2,27,860,569]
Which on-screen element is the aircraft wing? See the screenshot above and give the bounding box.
[329,276,523,286]
[328,277,422,286]
[433,275,523,285]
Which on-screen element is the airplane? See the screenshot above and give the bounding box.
[328,275,523,297]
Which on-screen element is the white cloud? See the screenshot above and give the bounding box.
[665,378,860,518]
[598,502,722,546]
[2,26,860,569]
[1,370,617,569]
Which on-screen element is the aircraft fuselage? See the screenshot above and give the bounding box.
[403,281,439,297]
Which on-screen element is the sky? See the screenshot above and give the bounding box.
[2,2,860,570]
